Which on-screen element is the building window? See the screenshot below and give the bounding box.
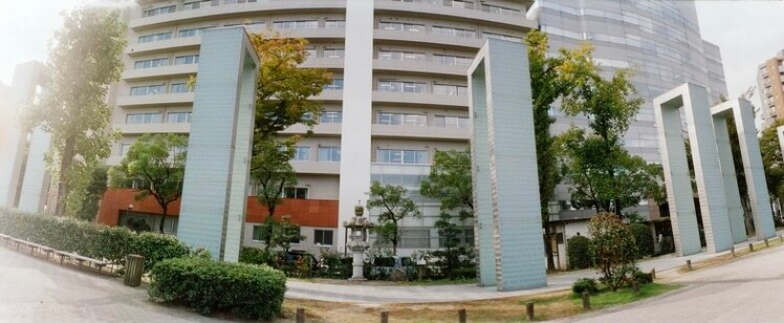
[482,4,521,15]
[378,50,426,61]
[314,229,334,246]
[252,225,265,241]
[377,149,428,164]
[178,26,216,38]
[292,146,310,161]
[119,143,132,156]
[318,147,341,162]
[142,5,176,17]
[138,32,172,43]
[134,58,169,69]
[379,21,424,32]
[324,20,345,29]
[320,111,342,124]
[434,115,469,128]
[433,54,473,66]
[432,26,476,38]
[483,32,521,42]
[174,55,199,65]
[377,112,426,126]
[126,113,162,124]
[283,187,308,199]
[400,228,430,249]
[434,84,468,96]
[324,48,345,59]
[273,20,318,30]
[170,83,192,93]
[130,84,165,96]
[378,81,426,93]
[325,79,344,90]
[167,112,192,124]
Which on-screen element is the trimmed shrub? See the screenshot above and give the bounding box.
[239,246,276,267]
[567,235,593,270]
[0,208,191,272]
[572,277,598,295]
[632,270,653,285]
[149,257,286,320]
[629,223,654,258]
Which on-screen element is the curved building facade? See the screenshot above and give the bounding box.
[106,0,537,254]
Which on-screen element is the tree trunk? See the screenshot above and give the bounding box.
[159,204,168,233]
[55,140,75,217]
[543,224,556,272]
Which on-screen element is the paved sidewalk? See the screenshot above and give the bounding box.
[286,232,784,304]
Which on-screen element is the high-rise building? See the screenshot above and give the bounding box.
[100,0,537,254]
[758,50,784,129]
[534,0,728,267]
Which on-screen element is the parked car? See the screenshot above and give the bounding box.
[283,250,319,271]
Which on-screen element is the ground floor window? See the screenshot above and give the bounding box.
[314,229,334,246]
[399,228,431,249]
[119,211,178,235]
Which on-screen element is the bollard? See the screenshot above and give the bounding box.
[686,259,692,271]
[296,308,305,323]
[632,281,640,295]
[765,239,770,247]
[650,268,656,280]
[731,246,736,257]
[124,254,145,287]
[381,311,389,323]
[526,302,534,321]
[582,292,591,310]
[749,243,754,252]
[458,308,467,323]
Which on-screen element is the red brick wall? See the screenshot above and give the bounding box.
[97,189,338,228]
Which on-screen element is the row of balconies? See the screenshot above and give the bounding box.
[122,56,470,82]
[130,0,533,31]
[126,28,489,57]
[114,119,469,140]
[116,90,469,108]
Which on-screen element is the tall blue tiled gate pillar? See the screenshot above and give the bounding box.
[468,39,546,291]
[178,28,260,262]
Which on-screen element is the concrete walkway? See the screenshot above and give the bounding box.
[287,233,784,304]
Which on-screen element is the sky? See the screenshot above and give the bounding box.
[1,1,783,107]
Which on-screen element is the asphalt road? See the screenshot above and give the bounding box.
[562,244,784,323]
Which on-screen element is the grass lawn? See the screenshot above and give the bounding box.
[281,283,680,322]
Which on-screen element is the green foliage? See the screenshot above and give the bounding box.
[760,119,784,203]
[629,223,654,258]
[239,246,277,267]
[109,134,187,232]
[567,235,593,270]
[556,76,663,213]
[632,269,653,285]
[367,182,423,255]
[572,278,599,295]
[435,212,462,253]
[22,8,127,216]
[419,248,476,280]
[251,138,298,218]
[270,215,306,252]
[589,213,638,291]
[69,165,109,221]
[420,149,473,218]
[525,30,597,269]
[0,209,190,272]
[149,257,286,320]
[317,248,353,279]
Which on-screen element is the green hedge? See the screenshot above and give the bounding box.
[629,223,654,258]
[149,257,286,320]
[567,235,593,270]
[0,208,192,272]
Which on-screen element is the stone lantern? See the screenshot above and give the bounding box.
[343,204,373,281]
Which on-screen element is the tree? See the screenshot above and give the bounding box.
[252,138,298,218]
[589,213,638,291]
[247,35,331,217]
[760,119,784,209]
[525,30,597,270]
[271,215,306,253]
[22,8,127,216]
[367,182,423,255]
[556,65,663,215]
[420,149,473,218]
[108,134,187,233]
[70,166,109,222]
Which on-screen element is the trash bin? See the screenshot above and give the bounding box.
[124,254,145,287]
